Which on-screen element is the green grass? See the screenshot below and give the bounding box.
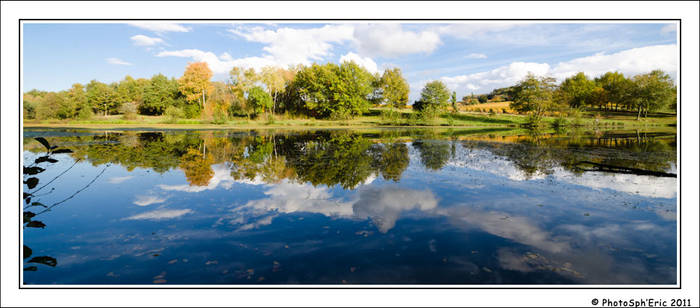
[23,108,676,130]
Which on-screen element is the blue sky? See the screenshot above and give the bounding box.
[22,22,677,100]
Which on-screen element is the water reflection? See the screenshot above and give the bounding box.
[22,128,677,284]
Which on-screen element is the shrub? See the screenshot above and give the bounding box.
[164,106,185,123]
[119,102,139,120]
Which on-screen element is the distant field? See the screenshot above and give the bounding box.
[461,101,515,113]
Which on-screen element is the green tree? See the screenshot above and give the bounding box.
[67,83,92,119]
[380,67,410,109]
[594,71,635,111]
[35,91,73,119]
[141,74,178,115]
[228,67,259,117]
[260,66,287,115]
[294,62,374,119]
[420,80,451,107]
[632,70,676,119]
[247,86,273,116]
[558,72,595,108]
[509,73,560,121]
[86,80,118,116]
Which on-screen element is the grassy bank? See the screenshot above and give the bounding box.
[23,108,676,130]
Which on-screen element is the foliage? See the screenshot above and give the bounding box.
[86,80,119,116]
[509,73,561,124]
[163,106,185,123]
[141,74,179,115]
[293,62,374,119]
[558,72,596,108]
[247,86,274,116]
[420,80,451,107]
[631,70,676,119]
[379,67,410,108]
[179,62,213,107]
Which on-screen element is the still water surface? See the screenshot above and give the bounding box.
[22,128,677,284]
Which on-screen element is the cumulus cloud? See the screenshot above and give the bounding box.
[123,209,193,221]
[548,44,678,80]
[156,49,278,75]
[130,34,164,46]
[442,207,570,253]
[339,52,379,74]
[440,61,550,93]
[226,183,437,233]
[106,57,132,66]
[229,24,354,65]
[128,22,190,33]
[439,44,677,94]
[133,195,167,206]
[353,23,441,58]
[352,186,438,233]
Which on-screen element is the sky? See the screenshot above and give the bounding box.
[22,22,678,101]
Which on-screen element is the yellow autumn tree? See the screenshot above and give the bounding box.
[178,62,213,107]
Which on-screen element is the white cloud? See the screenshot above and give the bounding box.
[465,53,487,59]
[229,24,354,66]
[549,44,678,80]
[339,52,379,74]
[124,209,193,221]
[107,176,133,184]
[133,195,167,207]
[130,34,164,46]
[660,24,677,34]
[106,57,132,66]
[352,186,438,233]
[128,23,190,33]
[353,24,441,58]
[439,61,550,93]
[226,183,437,233]
[439,44,677,94]
[442,207,570,253]
[156,49,278,75]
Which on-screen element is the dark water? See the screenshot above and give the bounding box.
[21,128,677,285]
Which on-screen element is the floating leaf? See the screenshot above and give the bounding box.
[23,166,45,175]
[34,156,58,164]
[26,221,46,228]
[51,148,73,154]
[23,245,32,259]
[28,256,57,267]
[23,266,37,271]
[34,137,51,150]
[23,211,36,223]
[25,177,39,189]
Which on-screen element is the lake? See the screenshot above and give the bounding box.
[21,128,678,285]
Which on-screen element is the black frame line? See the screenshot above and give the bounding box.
[17,18,683,290]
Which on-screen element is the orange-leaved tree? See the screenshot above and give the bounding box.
[178,62,213,108]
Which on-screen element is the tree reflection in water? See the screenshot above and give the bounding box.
[23,128,676,189]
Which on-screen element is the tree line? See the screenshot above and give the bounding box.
[23,61,411,121]
[23,60,676,123]
[507,70,676,122]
